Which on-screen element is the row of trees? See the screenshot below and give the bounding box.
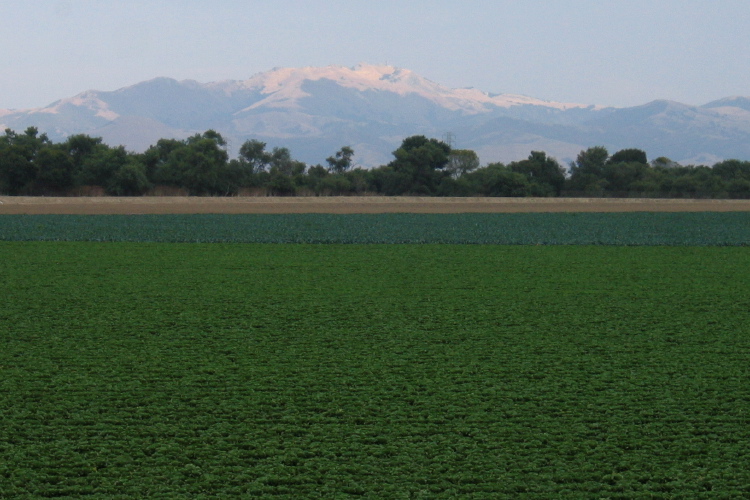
[2,126,750,198]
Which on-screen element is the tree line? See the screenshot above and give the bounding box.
[1,126,750,198]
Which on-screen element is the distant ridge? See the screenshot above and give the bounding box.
[2,64,749,166]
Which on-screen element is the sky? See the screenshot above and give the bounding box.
[1,0,749,110]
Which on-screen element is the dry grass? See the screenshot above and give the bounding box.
[2,196,750,215]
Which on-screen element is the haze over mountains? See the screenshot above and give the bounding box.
[2,64,749,167]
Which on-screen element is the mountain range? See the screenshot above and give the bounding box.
[2,64,750,167]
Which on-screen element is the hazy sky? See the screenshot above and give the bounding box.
[2,0,748,110]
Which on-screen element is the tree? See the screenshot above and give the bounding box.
[326,146,354,174]
[344,168,372,194]
[600,161,649,194]
[77,145,129,188]
[0,148,34,194]
[269,147,305,177]
[238,139,271,174]
[446,149,479,178]
[0,127,52,194]
[509,151,565,196]
[263,147,306,195]
[35,146,75,193]
[369,165,411,196]
[64,134,104,171]
[651,157,679,169]
[108,159,151,196]
[602,148,648,195]
[567,146,609,193]
[468,162,532,197]
[607,148,647,165]
[388,135,451,194]
[713,159,750,182]
[142,138,184,181]
[6,127,50,160]
[152,131,232,195]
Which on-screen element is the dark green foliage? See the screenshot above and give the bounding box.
[568,146,610,193]
[3,125,750,197]
[152,131,233,195]
[77,145,129,191]
[0,127,51,194]
[466,162,532,196]
[2,243,750,497]
[608,148,648,165]
[326,146,354,174]
[509,151,566,196]
[0,147,36,194]
[238,139,272,173]
[34,145,76,192]
[1,212,749,245]
[387,135,452,194]
[446,149,480,178]
[108,159,152,196]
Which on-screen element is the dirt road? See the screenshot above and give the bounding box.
[2,196,750,214]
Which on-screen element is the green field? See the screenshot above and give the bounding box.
[1,212,750,245]
[2,241,750,498]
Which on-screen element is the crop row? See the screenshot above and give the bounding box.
[2,243,750,497]
[1,212,750,245]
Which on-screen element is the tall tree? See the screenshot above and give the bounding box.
[238,139,271,174]
[446,149,480,178]
[35,146,75,193]
[0,127,51,194]
[607,148,648,165]
[326,146,355,174]
[509,151,565,196]
[153,130,232,195]
[568,146,610,193]
[388,135,451,194]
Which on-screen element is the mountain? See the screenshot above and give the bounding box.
[2,64,749,166]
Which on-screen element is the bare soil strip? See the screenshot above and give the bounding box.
[2,196,750,214]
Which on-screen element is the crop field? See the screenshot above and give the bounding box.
[2,233,750,497]
[2,212,750,245]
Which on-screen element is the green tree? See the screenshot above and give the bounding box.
[468,162,532,197]
[238,139,272,174]
[108,159,152,196]
[0,127,52,194]
[726,179,750,198]
[152,131,232,195]
[77,145,128,188]
[446,149,480,178]
[326,146,355,174]
[600,162,649,194]
[0,147,34,194]
[567,146,610,194]
[651,156,680,169]
[142,138,185,181]
[369,165,411,195]
[713,159,750,182]
[388,135,451,194]
[264,147,306,195]
[509,151,565,196]
[269,147,305,177]
[344,168,372,194]
[607,148,648,165]
[301,164,329,195]
[64,134,104,173]
[226,140,272,189]
[319,175,352,195]
[35,145,75,193]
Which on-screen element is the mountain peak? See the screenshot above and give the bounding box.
[702,96,750,112]
[227,63,588,114]
[2,64,749,166]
